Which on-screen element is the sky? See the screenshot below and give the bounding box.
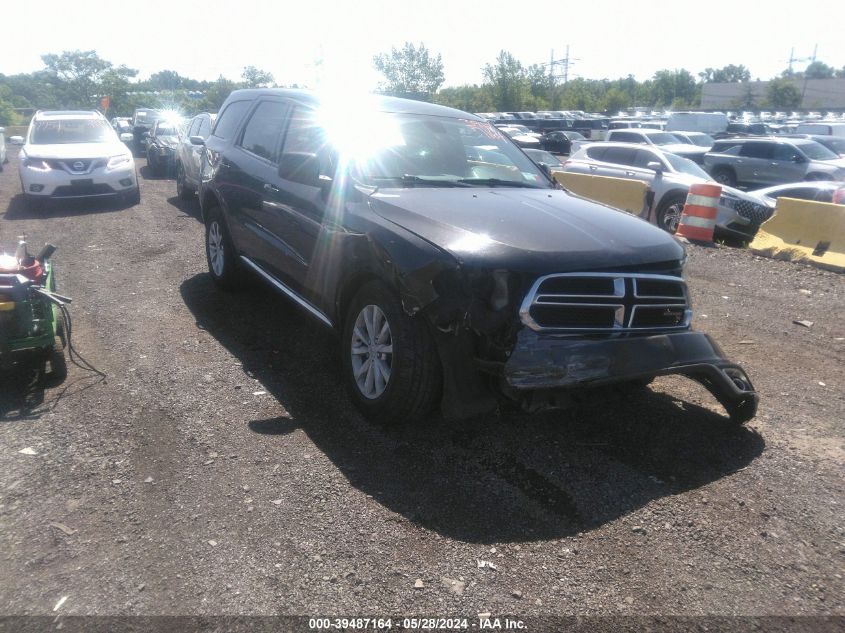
[2,0,843,90]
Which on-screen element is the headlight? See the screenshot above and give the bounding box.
[107,155,131,169]
[22,156,51,171]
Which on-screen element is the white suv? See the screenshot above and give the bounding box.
[19,110,139,210]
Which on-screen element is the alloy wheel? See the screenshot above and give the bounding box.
[208,221,225,277]
[350,304,393,399]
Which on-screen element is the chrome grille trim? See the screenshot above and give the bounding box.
[520,272,691,333]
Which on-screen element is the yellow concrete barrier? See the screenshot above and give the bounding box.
[749,197,845,272]
[551,171,649,217]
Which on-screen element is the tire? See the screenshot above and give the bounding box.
[45,334,67,384]
[711,166,737,187]
[176,162,193,200]
[656,193,687,234]
[341,281,441,425]
[123,186,141,206]
[205,207,244,290]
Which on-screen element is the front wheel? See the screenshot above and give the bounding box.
[342,281,441,425]
[176,163,193,200]
[657,193,687,234]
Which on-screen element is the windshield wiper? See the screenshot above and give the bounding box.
[369,175,471,187]
[457,177,545,189]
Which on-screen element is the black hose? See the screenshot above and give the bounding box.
[56,302,106,378]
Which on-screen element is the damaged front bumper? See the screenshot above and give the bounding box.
[502,329,758,423]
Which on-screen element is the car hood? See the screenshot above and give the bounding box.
[811,157,845,170]
[367,187,683,273]
[23,142,128,159]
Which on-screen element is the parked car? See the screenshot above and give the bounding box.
[523,148,565,170]
[144,118,182,176]
[749,181,844,205]
[667,131,714,151]
[497,126,541,148]
[0,126,6,171]
[562,143,772,239]
[795,122,845,137]
[713,122,775,138]
[782,134,845,158]
[608,120,643,130]
[175,112,216,200]
[667,112,729,134]
[704,138,845,187]
[18,110,139,210]
[605,128,709,163]
[540,130,584,155]
[196,89,757,424]
[131,108,164,154]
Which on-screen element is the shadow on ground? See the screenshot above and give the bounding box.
[165,195,202,222]
[3,193,136,220]
[180,273,764,543]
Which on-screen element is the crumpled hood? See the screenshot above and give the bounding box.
[368,187,684,273]
[23,141,128,160]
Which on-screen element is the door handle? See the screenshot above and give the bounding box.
[263,183,280,194]
[625,171,635,176]
[589,165,597,171]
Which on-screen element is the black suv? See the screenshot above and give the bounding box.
[197,89,758,424]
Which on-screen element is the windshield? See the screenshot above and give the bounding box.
[816,138,845,155]
[525,149,562,166]
[567,131,585,140]
[30,119,115,144]
[646,132,683,145]
[690,134,714,147]
[341,113,550,189]
[664,152,711,179]
[156,124,178,136]
[798,141,839,161]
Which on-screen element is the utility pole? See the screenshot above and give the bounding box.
[801,44,818,105]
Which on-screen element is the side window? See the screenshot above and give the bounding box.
[196,116,212,139]
[239,100,289,163]
[212,100,250,140]
[281,106,334,177]
[188,118,201,138]
[585,146,608,161]
[610,131,638,143]
[602,147,637,166]
[740,142,774,159]
[633,149,659,168]
[773,144,801,162]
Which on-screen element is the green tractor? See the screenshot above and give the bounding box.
[0,243,68,382]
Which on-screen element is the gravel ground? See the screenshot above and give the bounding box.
[0,148,842,629]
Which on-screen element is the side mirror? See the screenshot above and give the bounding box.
[278,152,321,187]
[189,136,205,146]
[646,161,664,173]
[119,132,134,142]
[9,136,24,146]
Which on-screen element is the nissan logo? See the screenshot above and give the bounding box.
[72,161,85,171]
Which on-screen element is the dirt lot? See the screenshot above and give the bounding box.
[0,147,842,628]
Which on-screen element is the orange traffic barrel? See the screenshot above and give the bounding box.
[676,183,721,243]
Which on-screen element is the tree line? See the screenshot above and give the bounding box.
[2,46,844,126]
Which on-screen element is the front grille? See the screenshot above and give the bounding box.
[45,158,106,174]
[733,199,771,224]
[52,184,115,197]
[520,273,691,333]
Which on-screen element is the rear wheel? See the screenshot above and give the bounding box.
[342,281,441,425]
[657,193,687,234]
[205,208,244,290]
[711,166,737,187]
